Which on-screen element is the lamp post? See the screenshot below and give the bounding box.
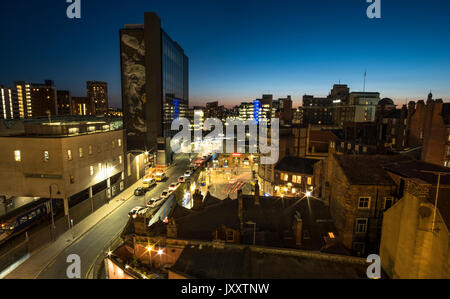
[49,184,60,240]
[246,221,256,245]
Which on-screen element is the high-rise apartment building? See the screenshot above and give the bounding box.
[15,80,57,118]
[71,97,96,116]
[301,95,334,125]
[120,12,189,161]
[0,85,19,120]
[57,90,72,115]
[87,81,108,115]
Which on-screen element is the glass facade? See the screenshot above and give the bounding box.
[162,31,189,136]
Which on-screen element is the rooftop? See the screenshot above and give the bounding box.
[274,157,319,175]
[334,154,413,185]
[170,243,368,279]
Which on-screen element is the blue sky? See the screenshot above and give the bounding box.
[1,0,450,108]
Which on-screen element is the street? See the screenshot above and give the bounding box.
[35,154,190,279]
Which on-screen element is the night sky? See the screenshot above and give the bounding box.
[1,0,450,108]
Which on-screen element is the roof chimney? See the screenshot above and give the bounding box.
[254,180,260,205]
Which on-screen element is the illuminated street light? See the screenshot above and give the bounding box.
[157,249,163,255]
[305,190,312,197]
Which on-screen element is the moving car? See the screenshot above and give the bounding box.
[128,206,146,218]
[134,187,149,196]
[168,182,180,192]
[184,170,192,177]
[178,176,186,183]
[154,172,167,182]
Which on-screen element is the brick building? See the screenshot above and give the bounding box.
[406,93,450,167]
[314,154,413,255]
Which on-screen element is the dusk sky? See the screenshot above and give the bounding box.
[1,0,450,108]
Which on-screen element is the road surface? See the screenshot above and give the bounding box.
[36,154,190,279]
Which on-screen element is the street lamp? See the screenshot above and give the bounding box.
[49,184,60,239]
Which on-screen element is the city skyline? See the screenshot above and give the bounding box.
[1,0,450,108]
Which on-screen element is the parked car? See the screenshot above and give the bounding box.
[178,176,186,183]
[128,206,145,218]
[137,207,149,217]
[143,177,156,188]
[168,182,180,192]
[134,187,149,196]
[147,197,164,208]
[160,189,171,199]
[184,170,192,177]
[154,172,167,182]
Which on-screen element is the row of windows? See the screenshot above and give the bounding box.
[358,197,394,210]
[280,172,312,185]
[13,139,122,162]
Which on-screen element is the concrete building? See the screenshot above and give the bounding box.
[56,90,72,116]
[301,95,334,125]
[0,116,125,228]
[120,12,189,163]
[375,98,409,152]
[15,80,57,118]
[0,85,19,120]
[379,161,450,278]
[71,96,95,116]
[86,81,108,115]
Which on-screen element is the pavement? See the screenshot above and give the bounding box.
[199,167,253,199]
[5,154,190,279]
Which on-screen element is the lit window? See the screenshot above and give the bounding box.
[44,151,49,162]
[111,140,115,149]
[69,175,75,184]
[358,197,371,209]
[14,150,21,162]
[355,218,368,233]
[67,150,72,161]
[98,163,102,171]
[119,155,123,164]
[79,147,83,158]
[307,177,312,185]
[88,145,93,155]
[118,139,122,147]
[90,166,94,176]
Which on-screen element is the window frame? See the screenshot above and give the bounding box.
[355,218,368,234]
[358,197,371,210]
